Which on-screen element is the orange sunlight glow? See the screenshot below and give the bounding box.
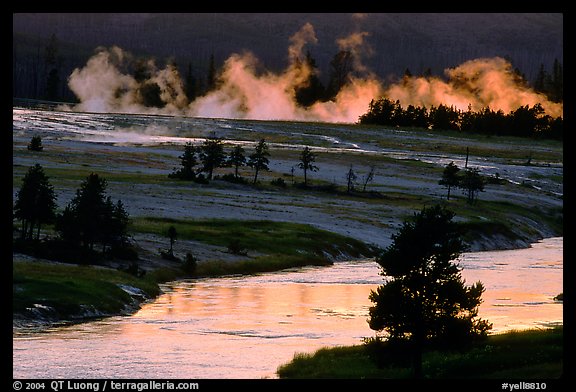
[66,24,563,122]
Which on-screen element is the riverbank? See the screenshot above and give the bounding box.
[276,326,563,378]
[13,256,161,330]
[12,219,378,330]
[13,108,562,330]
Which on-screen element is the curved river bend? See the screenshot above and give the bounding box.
[13,237,562,379]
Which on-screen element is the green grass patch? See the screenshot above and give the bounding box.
[13,260,160,319]
[277,327,563,379]
[131,217,379,277]
[195,254,331,277]
[277,345,410,379]
[13,164,172,188]
[131,217,378,261]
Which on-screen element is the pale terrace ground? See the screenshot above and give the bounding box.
[12,108,563,269]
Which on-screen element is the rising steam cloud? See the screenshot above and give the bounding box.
[66,24,563,123]
[385,57,563,118]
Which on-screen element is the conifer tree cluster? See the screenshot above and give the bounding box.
[359,99,562,140]
[169,137,272,185]
[439,161,486,204]
[13,165,132,261]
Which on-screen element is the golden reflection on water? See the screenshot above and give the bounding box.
[460,238,563,333]
[13,238,562,379]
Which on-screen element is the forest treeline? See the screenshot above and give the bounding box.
[358,99,563,140]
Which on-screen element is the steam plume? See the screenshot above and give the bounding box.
[385,57,563,118]
[188,23,323,121]
[66,25,563,123]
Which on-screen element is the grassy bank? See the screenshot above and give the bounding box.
[13,259,161,322]
[131,217,379,276]
[277,327,563,379]
[13,218,379,324]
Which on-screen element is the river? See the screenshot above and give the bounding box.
[12,237,562,379]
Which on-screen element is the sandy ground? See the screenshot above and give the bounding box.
[12,108,563,270]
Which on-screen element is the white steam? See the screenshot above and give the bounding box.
[65,24,563,123]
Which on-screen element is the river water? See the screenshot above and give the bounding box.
[12,237,562,379]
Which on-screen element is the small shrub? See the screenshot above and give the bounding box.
[159,249,180,262]
[270,178,287,188]
[182,252,198,275]
[486,173,505,185]
[553,293,563,301]
[194,173,210,184]
[13,238,102,265]
[119,261,146,277]
[27,135,44,152]
[227,239,248,256]
[363,336,413,368]
[108,243,139,261]
[218,173,248,184]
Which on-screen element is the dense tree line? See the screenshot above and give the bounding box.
[13,164,133,263]
[359,98,563,140]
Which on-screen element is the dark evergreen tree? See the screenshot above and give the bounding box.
[459,105,476,132]
[27,135,44,152]
[507,104,545,137]
[55,204,81,246]
[64,173,107,249]
[547,116,563,140]
[248,139,270,184]
[459,167,485,204]
[439,161,461,200]
[228,144,247,179]
[402,104,428,128]
[358,98,399,126]
[429,104,460,131]
[298,146,319,187]
[294,51,326,107]
[56,173,128,251]
[169,142,198,180]
[551,58,563,103]
[199,135,226,180]
[368,205,492,378]
[534,63,547,94]
[107,199,130,250]
[422,68,433,78]
[13,164,57,240]
[325,50,353,101]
